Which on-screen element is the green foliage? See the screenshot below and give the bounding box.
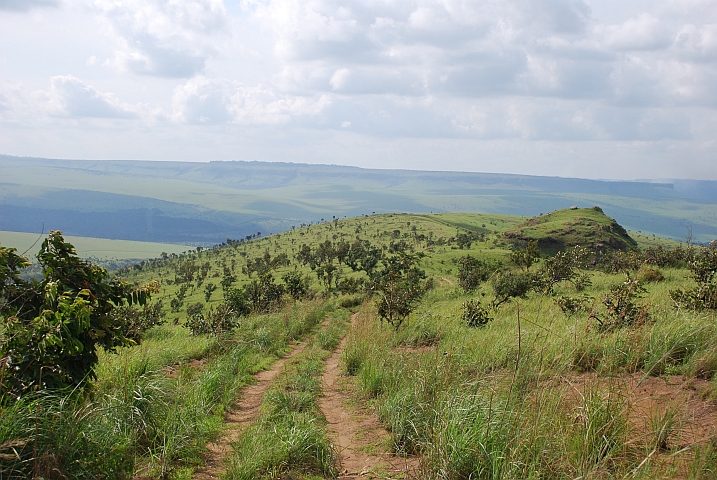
[203,282,217,302]
[511,239,540,271]
[492,271,536,308]
[336,275,364,295]
[185,303,237,336]
[111,300,165,343]
[244,273,285,313]
[0,232,154,401]
[370,253,427,330]
[346,239,382,274]
[592,277,651,332]
[670,242,717,311]
[282,268,311,301]
[636,266,665,283]
[242,250,290,277]
[555,294,593,316]
[457,255,492,292]
[462,299,493,327]
[536,246,590,294]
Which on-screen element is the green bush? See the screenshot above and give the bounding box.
[462,299,493,327]
[0,232,156,401]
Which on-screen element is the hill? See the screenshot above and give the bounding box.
[503,206,638,253]
[3,211,716,479]
[1,155,716,244]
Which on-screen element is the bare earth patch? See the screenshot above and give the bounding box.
[563,372,717,478]
[192,317,331,480]
[319,315,420,479]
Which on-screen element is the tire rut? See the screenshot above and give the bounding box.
[193,317,331,480]
[319,314,419,479]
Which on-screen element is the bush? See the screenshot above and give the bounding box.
[462,300,493,327]
[185,303,237,336]
[537,247,590,294]
[492,271,536,308]
[457,255,492,292]
[111,300,165,343]
[669,242,717,311]
[0,232,156,401]
[282,269,311,300]
[636,266,665,283]
[555,294,593,316]
[591,277,650,332]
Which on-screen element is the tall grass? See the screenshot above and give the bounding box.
[0,299,337,479]
[342,267,717,479]
[226,310,349,479]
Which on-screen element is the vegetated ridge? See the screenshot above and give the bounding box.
[2,208,717,479]
[2,154,717,243]
[503,206,639,253]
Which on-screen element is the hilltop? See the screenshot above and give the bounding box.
[503,206,638,253]
[2,210,717,479]
[1,155,716,244]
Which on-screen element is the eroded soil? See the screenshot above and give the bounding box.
[319,315,420,479]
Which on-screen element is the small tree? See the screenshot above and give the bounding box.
[591,277,650,331]
[0,232,156,401]
[370,253,426,330]
[536,247,590,294]
[669,241,717,310]
[457,255,492,292]
[511,240,540,271]
[492,271,536,308]
[463,299,493,327]
[282,268,311,301]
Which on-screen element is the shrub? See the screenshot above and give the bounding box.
[537,247,590,294]
[185,304,237,336]
[591,277,650,332]
[0,232,156,401]
[555,294,593,316]
[462,299,493,327]
[370,253,427,330]
[492,271,536,308]
[457,255,492,292]
[510,239,540,271]
[336,276,364,295]
[669,242,717,311]
[636,266,664,283]
[282,269,311,300]
[111,300,165,343]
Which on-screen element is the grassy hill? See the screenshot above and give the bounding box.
[2,211,716,479]
[2,155,716,244]
[503,206,639,253]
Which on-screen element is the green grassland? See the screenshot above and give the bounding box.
[503,207,639,253]
[0,230,192,268]
[2,155,716,244]
[2,209,716,479]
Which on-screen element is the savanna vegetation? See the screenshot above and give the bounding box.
[1,208,716,479]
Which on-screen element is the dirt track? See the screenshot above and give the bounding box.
[319,314,419,479]
[193,317,330,480]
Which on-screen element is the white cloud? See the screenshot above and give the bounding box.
[172,76,331,125]
[93,0,227,78]
[1,0,717,178]
[601,14,672,51]
[0,0,59,11]
[48,75,138,118]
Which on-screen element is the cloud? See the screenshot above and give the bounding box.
[0,0,59,11]
[93,0,227,78]
[48,75,138,118]
[172,76,331,125]
[601,14,672,51]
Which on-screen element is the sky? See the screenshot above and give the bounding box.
[0,0,716,180]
